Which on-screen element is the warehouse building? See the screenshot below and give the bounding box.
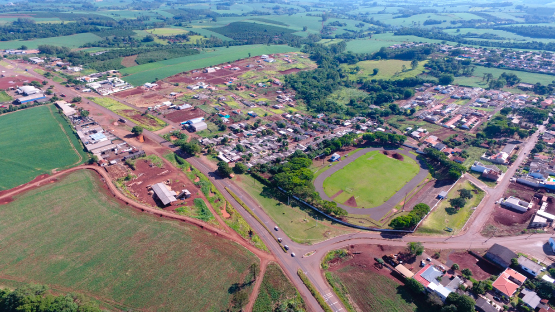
[190,121,208,132]
[152,183,177,206]
[17,93,46,104]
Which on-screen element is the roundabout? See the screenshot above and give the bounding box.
[313,147,429,220]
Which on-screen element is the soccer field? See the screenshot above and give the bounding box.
[322,151,420,208]
[0,170,258,311]
[0,105,87,190]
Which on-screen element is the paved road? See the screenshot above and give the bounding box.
[13,60,552,312]
[313,147,429,219]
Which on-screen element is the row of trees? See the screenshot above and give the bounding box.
[363,131,407,145]
[389,203,430,229]
[0,284,102,312]
[423,148,467,180]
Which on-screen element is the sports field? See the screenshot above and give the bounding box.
[120,45,301,86]
[418,180,485,235]
[0,170,258,311]
[322,151,420,208]
[343,59,428,81]
[0,105,87,190]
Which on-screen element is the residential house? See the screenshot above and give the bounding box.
[485,244,518,268]
[414,264,452,302]
[482,168,502,181]
[475,297,498,312]
[502,196,533,213]
[492,268,526,299]
[520,288,541,309]
[518,256,543,277]
[471,161,501,173]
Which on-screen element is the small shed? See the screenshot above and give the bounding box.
[330,153,341,162]
[395,264,414,279]
[190,122,208,132]
[152,183,177,206]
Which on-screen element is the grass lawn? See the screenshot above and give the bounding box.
[0,170,258,311]
[235,177,354,244]
[120,45,301,86]
[387,115,443,133]
[0,90,12,102]
[342,59,427,81]
[253,263,305,312]
[417,180,484,235]
[455,65,555,88]
[325,265,422,312]
[462,146,507,172]
[469,171,498,188]
[323,151,420,208]
[326,87,368,106]
[147,27,189,35]
[0,105,87,190]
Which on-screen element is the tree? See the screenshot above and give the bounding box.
[461,268,472,279]
[71,96,82,103]
[181,142,201,155]
[459,189,473,199]
[41,80,48,85]
[411,59,419,69]
[449,197,466,209]
[511,258,519,268]
[217,161,232,177]
[80,110,89,118]
[438,74,454,85]
[407,242,424,256]
[233,163,248,174]
[131,126,143,136]
[448,169,462,180]
[405,278,425,293]
[373,68,379,75]
[500,107,512,115]
[445,293,475,312]
[441,305,458,312]
[452,263,460,270]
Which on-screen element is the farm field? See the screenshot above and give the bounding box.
[342,59,428,81]
[455,65,555,87]
[120,45,301,86]
[0,90,12,102]
[0,170,259,311]
[88,97,167,131]
[0,105,86,190]
[0,32,102,49]
[418,180,485,235]
[253,263,305,312]
[322,151,420,209]
[185,27,234,41]
[234,177,355,244]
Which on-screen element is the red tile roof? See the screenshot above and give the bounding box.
[492,268,527,297]
[413,264,432,287]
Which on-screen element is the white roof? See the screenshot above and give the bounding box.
[542,275,554,283]
[151,183,177,206]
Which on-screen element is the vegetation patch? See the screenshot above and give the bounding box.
[253,263,305,312]
[88,97,166,131]
[418,180,484,235]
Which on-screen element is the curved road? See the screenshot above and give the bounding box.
[313,147,429,219]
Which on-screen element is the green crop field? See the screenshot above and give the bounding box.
[0,105,87,190]
[325,264,422,312]
[186,27,234,41]
[0,33,102,49]
[0,170,258,311]
[418,180,485,235]
[147,27,189,35]
[323,151,420,209]
[120,45,301,85]
[235,178,354,244]
[253,263,305,312]
[342,59,428,81]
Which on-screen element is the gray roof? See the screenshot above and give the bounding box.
[518,256,543,273]
[445,276,462,292]
[152,183,177,206]
[502,144,517,154]
[486,244,517,266]
[475,297,497,312]
[421,265,442,284]
[521,288,541,309]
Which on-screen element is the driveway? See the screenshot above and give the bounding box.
[313,147,429,220]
